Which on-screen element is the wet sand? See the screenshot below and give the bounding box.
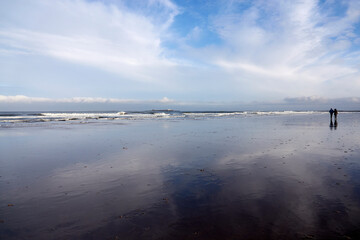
[1,113,360,239]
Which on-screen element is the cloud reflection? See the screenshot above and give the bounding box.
[1,115,360,239]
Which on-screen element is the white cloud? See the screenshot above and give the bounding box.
[0,95,177,104]
[0,95,122,103]
[159,96,174,103]
[0,0,179,82]
[181,0,360,99]
[283,96,360,105]
[0,0,359,103]
[0,95,51,103]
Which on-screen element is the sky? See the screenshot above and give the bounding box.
[0,0,360,110]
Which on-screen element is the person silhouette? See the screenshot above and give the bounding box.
[334,109,338,121]
[329,108,334,121]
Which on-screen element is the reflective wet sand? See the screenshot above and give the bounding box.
[1,113,360,239]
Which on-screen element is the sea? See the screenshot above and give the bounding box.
[0,110,334,127]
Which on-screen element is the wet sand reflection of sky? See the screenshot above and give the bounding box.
[1,113,360,239]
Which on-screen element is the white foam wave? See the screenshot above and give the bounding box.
[0,111,326,124]
[250,111,319,115]
[41,113,119,118]
[153,112,170,117]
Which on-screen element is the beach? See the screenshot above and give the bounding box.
[1,112,360,239]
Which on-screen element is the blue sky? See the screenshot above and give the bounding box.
[0,0,360,110]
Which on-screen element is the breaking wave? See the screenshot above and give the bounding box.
[0,110,328,126]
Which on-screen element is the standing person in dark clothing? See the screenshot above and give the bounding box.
[334,109,338,128]
[329,108,334,121]
[334,109,338,121]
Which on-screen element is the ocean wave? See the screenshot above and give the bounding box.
[249,111,318,115]
[0,110,329,125]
